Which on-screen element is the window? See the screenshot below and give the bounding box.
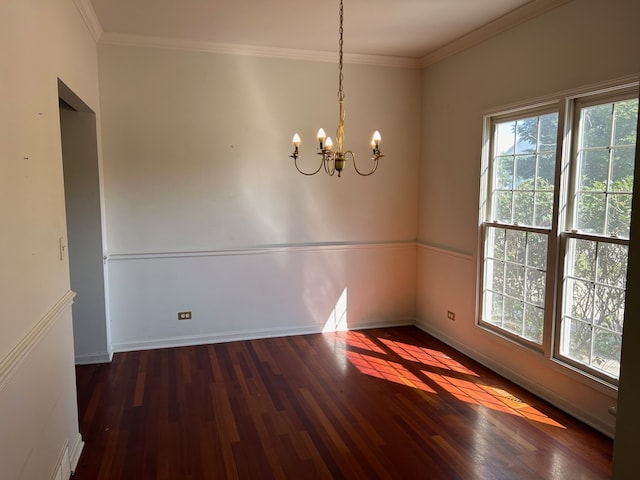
[558,96,638,379]
[479,82,638,384]
[482,110,559,347]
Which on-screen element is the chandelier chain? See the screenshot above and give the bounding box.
[288,0,383,177]
[338,0,344,101]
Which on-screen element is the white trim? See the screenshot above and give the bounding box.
[73,0,103,43]
[112,318,413,353]
[50,441,69,480]
[98,33,421,69]
[414,319,616,438]
[75,351,113,365]
[50,435,83,480]
[74,0,569,69]
[482,74,639,118]
[106,241,416,262]
[416,241,474,261]
[421,0,572,67]
[0,290,76,394]
[69,433,84,475]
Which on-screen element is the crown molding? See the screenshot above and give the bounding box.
[73,0,103,43]
[98,32,421,68]
[73,0,570,69]
[421,0,573,67]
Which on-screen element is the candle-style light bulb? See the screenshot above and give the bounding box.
[292,133,301,147]
[317,128,326,150]
[325,137,333,150]
[371,130,382,147]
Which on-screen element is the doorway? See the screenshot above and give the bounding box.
[58,79,111,364]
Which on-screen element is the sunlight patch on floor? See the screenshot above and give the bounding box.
[328,331,566,429]
[346,350,436,393]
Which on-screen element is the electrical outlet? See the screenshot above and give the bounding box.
[178,311,192,320]
[447,310,455,321]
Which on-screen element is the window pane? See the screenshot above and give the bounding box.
[613,99,639,146]
[565,278,594,321]
[534,192,554,228]
[573,97,637,242]
[504,297,523,335]
[515,117,538,154]
[536,153,555,189]
[594,285,625,331]
[561,318,592,365]
[578,149,609,191]
[561,236,629,380]
[491,113,558,229]
[515,155,536,186]
[494,156,514,189]
[491,227,506,259]
[505,229,526,264]
[527,233,548,270]
[495,121,516,154]
[487,259,505,292]
[482,226,548,344]
[611,147,635,190]
[513,191,534,225]
[484,256,505,294]
[505,263,525,299]
[525,268,546,306]
[581,104,613,148]
[570,239,596,281]
[597,243,628,288]
[493,191,513,222]
[524,304,544,344]
[539,113,558,152]
[486,292,503,326]
[607,193,633,238]
[592,328,621,378]
[576,192,606,234]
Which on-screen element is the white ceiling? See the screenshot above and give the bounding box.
[87,0,569,62]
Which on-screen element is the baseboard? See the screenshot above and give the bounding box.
[75,351,113,365]
[414,319,615,438]
[112,318,412,353]
[69,433,84,474]
[50,432,82,480]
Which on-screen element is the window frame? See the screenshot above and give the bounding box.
[478,102,563,354]
[553,88,639,385]
[477,78,639,387]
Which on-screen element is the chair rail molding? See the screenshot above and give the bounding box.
[0,290,76,393]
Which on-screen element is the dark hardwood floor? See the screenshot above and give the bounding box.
[72,326,612,479]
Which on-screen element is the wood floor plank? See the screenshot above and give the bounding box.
[72,326,612,479]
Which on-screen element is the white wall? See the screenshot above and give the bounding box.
[416,0,640,437]
[0,0,101,477]
[98,45,422,349]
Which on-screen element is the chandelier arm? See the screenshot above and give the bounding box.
[349,150,380,176]
[294,156,325,176]
[288,0,383,178]
[324,153,337,176]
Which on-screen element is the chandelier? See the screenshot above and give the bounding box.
[289,0,383,177]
